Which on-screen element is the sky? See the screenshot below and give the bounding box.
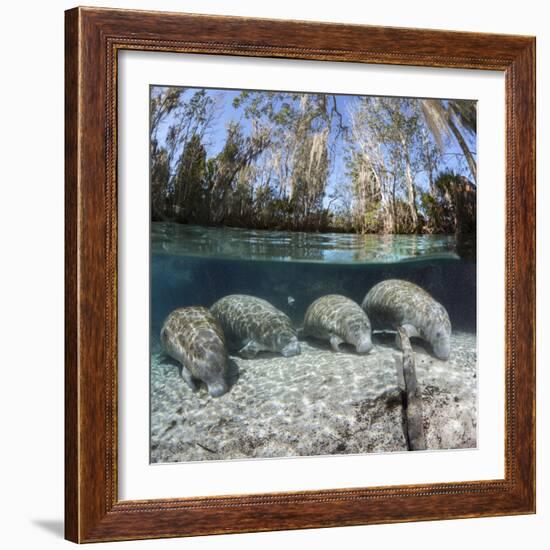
[152,85,476,205]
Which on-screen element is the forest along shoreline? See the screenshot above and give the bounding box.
[150,87,476,258]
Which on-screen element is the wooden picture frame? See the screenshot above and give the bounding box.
[65,6,536,543]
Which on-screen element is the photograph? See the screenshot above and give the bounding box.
[149,85,478,463]
[57,3,536,543]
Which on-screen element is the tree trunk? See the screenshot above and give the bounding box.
[403,151,419,231]
[448,116,477,184]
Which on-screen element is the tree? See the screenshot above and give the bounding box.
[420,171,476,258]
[150,87,184,221]
[150,86,476,236]
[207,122,270,224]
[150,87,183,140]
[171,134,207,222]
[148,87,220,221]
[347,97,426,233]
[234,91,342,230]
[150,146,170,221]
[420,99,477,183]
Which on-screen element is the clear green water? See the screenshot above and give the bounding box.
[150,223,476,337]
[152,222,459,264]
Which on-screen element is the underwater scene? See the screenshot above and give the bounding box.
[150,85,477,463]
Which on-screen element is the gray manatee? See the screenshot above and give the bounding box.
[210,294,300,358]
[303,294,373,354]
[160,307,229,397]
[362,279,452,360]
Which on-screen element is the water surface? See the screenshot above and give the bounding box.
[151,223,459,264]
[150,222,476,335]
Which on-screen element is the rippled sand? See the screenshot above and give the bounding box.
[151,332,476,463]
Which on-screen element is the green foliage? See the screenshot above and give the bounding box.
[150,146,170,221]
[362,206,382,233]
[420,188,455,234]
[421,171,476,243]
[172,134,207,222]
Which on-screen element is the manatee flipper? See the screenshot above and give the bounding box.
[239,340,262,359]
[329,334,344,352]
[395,324,419,350]
[180,366,198,392]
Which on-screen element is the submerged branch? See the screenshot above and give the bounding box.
[396,328,427,451]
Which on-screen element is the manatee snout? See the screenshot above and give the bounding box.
[355,335,373,355]
[428,318,451,360]
[206,379,229,398]
[432,335,451,361]
[199,351,230,397]
[281,339,301,357]
[346,319,373,355]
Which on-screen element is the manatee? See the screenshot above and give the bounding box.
[362,279,451,360]
[303,294,373,354]
[210,294,300,358]
[160,307,229,397]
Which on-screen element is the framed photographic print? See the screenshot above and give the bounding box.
[65,6,536,543]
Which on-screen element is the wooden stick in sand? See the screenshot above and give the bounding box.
[397,327,427,451]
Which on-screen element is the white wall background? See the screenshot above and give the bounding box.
[0,1,546,548]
